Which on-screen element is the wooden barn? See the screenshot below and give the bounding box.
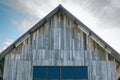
[0,5,120,80]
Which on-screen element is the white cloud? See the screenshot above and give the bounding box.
[11,19,38,33]
[3,39,14,49]
[0,0,59,18]
[0,39,14,53]
[93,27,120,53]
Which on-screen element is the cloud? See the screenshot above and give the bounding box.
[97,7,120,28]
[1,0,120,29]
[6,0,99,33]
[11,19,38,33]
[95,27,120,53]
[110,0,120,8]
[0,0,60,18]
[3,39,14,50]
[0,39,14,53]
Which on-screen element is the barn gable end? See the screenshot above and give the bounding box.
[0,4,120,80]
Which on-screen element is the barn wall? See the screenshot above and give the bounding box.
[3,13,117,80]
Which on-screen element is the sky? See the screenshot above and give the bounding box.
[0,0,120,53]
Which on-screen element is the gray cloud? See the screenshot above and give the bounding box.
[98,7,120,28]
[72,0,120,28]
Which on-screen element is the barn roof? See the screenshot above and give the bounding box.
[0,4,120,62]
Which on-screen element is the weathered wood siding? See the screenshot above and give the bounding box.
[3,13,117,80]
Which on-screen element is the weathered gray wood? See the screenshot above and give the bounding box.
[63,16,67,50]
[60,14,64,50]
[3,12,118,80]
[16,61,31,80]
[58,14,61,50]
[43,22,49,49]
